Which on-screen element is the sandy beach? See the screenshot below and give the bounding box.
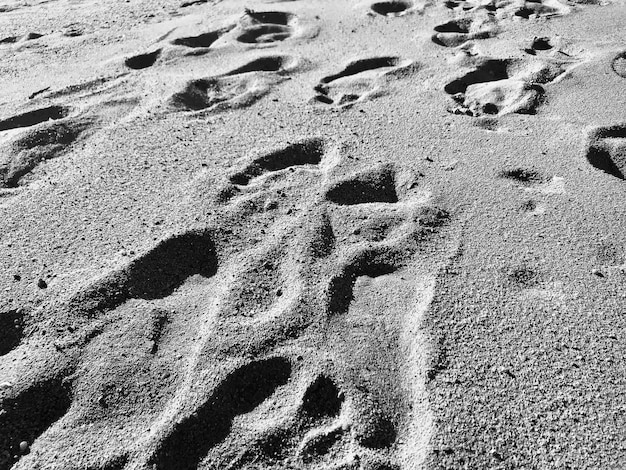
[0,0,625,468]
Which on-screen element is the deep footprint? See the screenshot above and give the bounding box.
[0,309,24,356]
[586,124,626,180]
[325,164,398,205]
[172,26,233,48]
[370,1,412,16]
[125,49,161,69]
[225,55,291,75]
[149,357,291,470]
[230,137,324,185]
[0,106,69,132]
[66,230,217,315]
[0,119,90,188]
[0,379,72,470]
[326,246,404,315]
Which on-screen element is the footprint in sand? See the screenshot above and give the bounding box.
[444,55,575,116]
[235,8,318,45]
[0,108,91,189]
[169,55,300,113]
[2,138,452,470]
[611,51,626,79]
[170,25,234,51]
[369,0,416,16]
[125,49,162,69]
[585,124,626,180]
[313,56,416,107]
[431,17,496,48]
[498,167,564,215]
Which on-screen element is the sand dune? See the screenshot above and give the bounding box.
[0,0,625,469]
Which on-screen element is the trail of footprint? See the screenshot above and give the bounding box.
[169,55,298,112]
[585,124,626,180]
[314,57,415,106]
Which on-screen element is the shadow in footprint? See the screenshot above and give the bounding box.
[444,59,509,95]
[325,164,398,205]
[586,124,626,180]
[320,57,402,85]
[326,247,404,316]
[67,230,217,316]
[370,1,412,16]
[237,25,292,44]
[0,106,69,132]
[225,55,291,75]
[125,49,161,70]
[0,309,24,356]
[230,138,324,185]
[0,379,72,470]
[172,26,234,48]
[149,357,292,470]
[300,375,343,419]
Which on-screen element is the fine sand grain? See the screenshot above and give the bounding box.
[0,0,625,469]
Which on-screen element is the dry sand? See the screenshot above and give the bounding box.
[0,0,625,468]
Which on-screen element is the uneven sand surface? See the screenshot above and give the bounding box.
[0,0,625,468]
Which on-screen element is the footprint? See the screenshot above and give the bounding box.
[149,357,291,470]
[0,378,72,470]
[169,55,297,112]
[0,105,69,132]
[370,1,413,16]
[0,118,91,188]
[585,124,626,180]
[314,57,414,106]
[66,229,217,316]
[230,137,325,185]
[300,374,344,419]
[431,18,495,47]
[125,49,162,70]
[611,51,626,79]
[512,0,570,18]
[171,25,234,49]
[445,57,569,116]
[326,246,404,316]
[237,9,297,44]
[325,164,398,205]
[0,309,23,357]
[524,36,553,55]
[224,54,298,76]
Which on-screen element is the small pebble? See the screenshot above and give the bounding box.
[37,279,47,289]
[19,441,28,454]
[591,269,604,277]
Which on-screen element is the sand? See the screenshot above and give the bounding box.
[0,0,624,468]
